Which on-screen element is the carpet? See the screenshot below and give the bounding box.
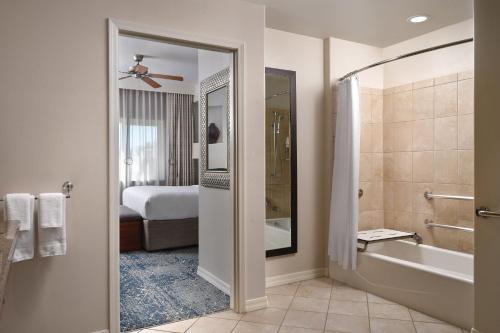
[120,247,230,332]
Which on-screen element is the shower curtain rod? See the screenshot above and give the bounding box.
[339,37,474,81]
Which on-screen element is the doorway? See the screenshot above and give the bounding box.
[108,19,243,333]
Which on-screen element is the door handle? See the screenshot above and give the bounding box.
[476,207,500,218]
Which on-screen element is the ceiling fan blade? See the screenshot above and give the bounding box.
[149,73,184,81]
[119,75,132,80]
[134,64,148,74]
[142,77,161,88]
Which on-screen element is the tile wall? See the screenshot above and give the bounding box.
[357,70,474,253]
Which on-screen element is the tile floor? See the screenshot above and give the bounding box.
[129,277,469,333]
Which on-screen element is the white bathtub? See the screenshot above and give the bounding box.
[265,218,291,250]
[330,240,473,330]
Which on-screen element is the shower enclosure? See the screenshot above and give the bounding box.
[265,68,297,257]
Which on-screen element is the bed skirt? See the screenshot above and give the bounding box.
[143,218,198,251]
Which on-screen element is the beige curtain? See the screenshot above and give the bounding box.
[166,93,196,186]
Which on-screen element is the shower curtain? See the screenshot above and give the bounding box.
[328,76,361,270]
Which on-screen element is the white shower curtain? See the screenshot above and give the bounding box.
[328,76,361,270]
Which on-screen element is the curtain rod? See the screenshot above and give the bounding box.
[339,37,474,81]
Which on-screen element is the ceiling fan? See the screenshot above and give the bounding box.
[119,54,184,88]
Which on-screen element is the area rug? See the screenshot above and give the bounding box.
[120,247,230,332]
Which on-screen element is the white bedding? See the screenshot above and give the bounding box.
[122,185,199,220]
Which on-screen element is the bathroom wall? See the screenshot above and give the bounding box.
[383,71,474,253]
[264,28,327,280]
[0,0,265,332]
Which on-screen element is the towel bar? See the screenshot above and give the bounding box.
[0,181,74,202]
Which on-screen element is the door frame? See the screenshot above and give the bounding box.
[108,18,246,333]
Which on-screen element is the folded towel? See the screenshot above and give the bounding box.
[39,193,65,228]
[38,195,66,257]
[4,194,35,262]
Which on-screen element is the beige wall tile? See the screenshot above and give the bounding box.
[413,78,434,90]
[393,83,413,93]
[361,123,372,153]
[393,91,413,122]
[372,94,384,123]
[412,152,434,183]
[372,153,384,181]
[434,116,457,150]
[393,121,412,152]
[393,182,413,212]
[458,150,474,185]
[383,153,394,181]
[413,87,434,120]
[393,152,412,181]
[383,122,394,152]
[383,94,394,123]
[434,73,457,85]
[384,210,395,229]
[371,182,383,210]
[393,211,412,232]
[412,119,434,151]
[361,93,372,123]
[372,123,383,152]
[359,181,371,211]
[458,185,474,220]
[371,210,384,229]
[458,70,474,81]
[383,182,394,210]
[458,232,473,254]
[412,183,435,215]
[458,114,474,149]
[434,82,457,118]
[431,228,459,251]
[434,184,459,222]
[360,153,372,182]
[434,150,459,183]
[412,212,436,246]
[458,79,474,115]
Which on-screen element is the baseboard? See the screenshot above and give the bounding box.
[197,266,230,295]
[266,267,327,287]
[245,296,268,312]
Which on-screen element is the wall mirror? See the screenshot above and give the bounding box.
[265,67,297,257]
[200,67,231,189]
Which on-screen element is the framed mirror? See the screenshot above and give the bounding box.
[265,67,297,257]
[200,67,231,189]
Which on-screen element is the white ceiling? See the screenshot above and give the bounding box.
[242,0,473,47]
[118,35,198,83]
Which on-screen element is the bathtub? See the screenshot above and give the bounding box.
[330,240,473,330]
[265,218,291,250]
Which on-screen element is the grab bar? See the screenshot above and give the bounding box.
[424,191,473,201]
[424,219,473,232]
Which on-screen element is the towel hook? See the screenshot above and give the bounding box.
[62,181,74,197]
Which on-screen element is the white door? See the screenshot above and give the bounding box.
[474,2,500,332]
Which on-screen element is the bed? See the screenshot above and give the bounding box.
[122,185,199,251]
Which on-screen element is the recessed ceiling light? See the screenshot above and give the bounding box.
[407,15,430,23]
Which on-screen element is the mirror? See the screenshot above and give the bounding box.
[199,67,231,189]
[265,68,297,257]
[207,85,229,171]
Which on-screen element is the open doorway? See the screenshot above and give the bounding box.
[112,32,237,332]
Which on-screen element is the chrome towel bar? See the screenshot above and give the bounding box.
[424,219,473,232]
[424,191,474,201]
[0,181,73,202]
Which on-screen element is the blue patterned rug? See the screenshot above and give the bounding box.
[120,247,230,332]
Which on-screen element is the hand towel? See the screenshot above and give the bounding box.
[38,194,67,257]
[38,193,65,228]
[4,193,35,262]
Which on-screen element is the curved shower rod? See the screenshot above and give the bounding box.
[339,37,474,81]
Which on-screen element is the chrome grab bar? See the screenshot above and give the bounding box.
[476,207,500,218]
[424,191,474,201]
[424,219,474,232]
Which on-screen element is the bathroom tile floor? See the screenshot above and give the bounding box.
[130,277,469,333]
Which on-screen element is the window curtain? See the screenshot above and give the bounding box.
[328,76,361,270]
[119,89,195,191]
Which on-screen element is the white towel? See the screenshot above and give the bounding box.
[4,193,35,262]
[38,193,67,257]
[38,193,65,228]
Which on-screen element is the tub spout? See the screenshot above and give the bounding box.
[412,233,423,244]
